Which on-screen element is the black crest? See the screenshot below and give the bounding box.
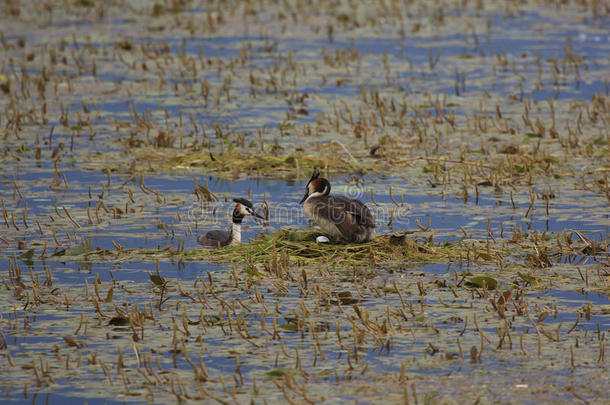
[233,198,253,209]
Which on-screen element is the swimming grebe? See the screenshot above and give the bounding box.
[197,198,263,247]
[299,171,375,243]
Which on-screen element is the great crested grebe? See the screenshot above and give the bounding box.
[197,198,263,247]
[299,171,375,243]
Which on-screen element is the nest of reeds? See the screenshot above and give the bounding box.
[204,228,436,266]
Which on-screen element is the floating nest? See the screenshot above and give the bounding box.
[56,229,464,267]
[202,228,437,266]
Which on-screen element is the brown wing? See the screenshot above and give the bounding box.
[310,196,374,241]
[328,196,375,228]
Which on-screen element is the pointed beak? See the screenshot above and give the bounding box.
[299,191,308,205]
[247,208,265,219]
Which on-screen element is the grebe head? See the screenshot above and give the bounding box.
[299,171,331,204]
[232,198,264,221]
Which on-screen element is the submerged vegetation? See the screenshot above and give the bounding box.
[0,0,609,403]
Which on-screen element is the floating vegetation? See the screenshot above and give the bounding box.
[41,229,441,270]
[0,0,609,403]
